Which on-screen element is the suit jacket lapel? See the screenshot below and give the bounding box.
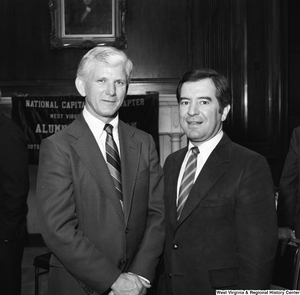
[69,114,124,220]
[118,121,141,225]
[177,134,231,226]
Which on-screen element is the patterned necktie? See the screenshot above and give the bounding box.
[104,124,123,202]
[177,146,199,220]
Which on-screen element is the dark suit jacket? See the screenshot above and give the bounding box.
[278,126,300,236]
[163,133,277,295]
[0,110,29,241]
[36,113,165,295]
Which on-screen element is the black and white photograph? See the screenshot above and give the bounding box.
[1,0,300,294]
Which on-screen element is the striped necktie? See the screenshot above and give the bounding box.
[177,146,199,220]
[104,124,123,203]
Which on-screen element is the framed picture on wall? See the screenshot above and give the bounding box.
[49,0,127,49]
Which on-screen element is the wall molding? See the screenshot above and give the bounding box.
[0,79,179,96]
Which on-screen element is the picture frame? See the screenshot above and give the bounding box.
[49,0,127,49]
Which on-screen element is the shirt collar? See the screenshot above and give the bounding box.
[82,106,119,140]
[188,130,223,160]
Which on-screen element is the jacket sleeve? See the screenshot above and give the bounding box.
[127,135,165,282]
[0,119,29,240]
[278,128,299,228]
[236,154,278,289]
[36,137,121,294]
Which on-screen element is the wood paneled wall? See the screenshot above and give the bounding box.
[288,0,300,144]
[0,0,285,184]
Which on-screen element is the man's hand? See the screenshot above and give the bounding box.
[110,273,149,295]
[278,227,296,255]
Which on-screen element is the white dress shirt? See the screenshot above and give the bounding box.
[82,107,121,161]
[176,131,224,205]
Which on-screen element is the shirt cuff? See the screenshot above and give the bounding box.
[128,272,151,286]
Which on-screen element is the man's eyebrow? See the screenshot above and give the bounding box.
[179,96,190,101]
[179,96,212,101]
[198,96,212,101]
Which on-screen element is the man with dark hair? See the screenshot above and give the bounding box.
[162,68,277,294]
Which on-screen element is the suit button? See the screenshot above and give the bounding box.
[169,273,172,278]
[119,260,126,269]
[173,244,178,249]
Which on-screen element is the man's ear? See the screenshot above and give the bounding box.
[75,77,86,97]
[221,104,231,122]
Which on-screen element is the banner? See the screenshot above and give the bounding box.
[11,93,159,165]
